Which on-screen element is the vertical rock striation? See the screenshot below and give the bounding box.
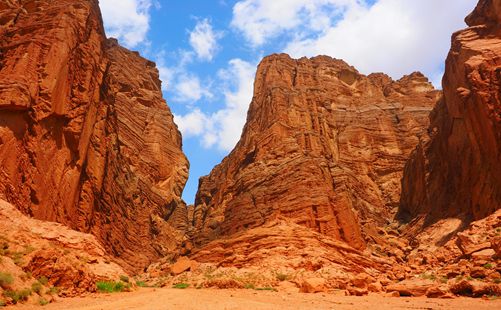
[399,0,501,226]
[192,54,440,249]
[0,0,189,272]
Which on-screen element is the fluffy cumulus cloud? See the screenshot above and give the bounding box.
[174,74,213,103]
[189,19,223,61]
[232,0,477,86]
[231,0,357,47]
[174,59,256,151]
[99,0,155,48]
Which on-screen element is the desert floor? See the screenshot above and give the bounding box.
[15,288,501,310]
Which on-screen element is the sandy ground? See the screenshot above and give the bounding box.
[14,288,501,310]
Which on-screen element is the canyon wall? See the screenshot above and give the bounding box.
[0,0,189,272]
[192,54,440,249]
[399,0,501,226]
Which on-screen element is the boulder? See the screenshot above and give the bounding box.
[386,279,436,297]
[171,257,198,275]
[300,278,327,293]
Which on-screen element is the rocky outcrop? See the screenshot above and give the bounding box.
[192,54,440,249]
[399,0,501,225]
[0,0,189,272]
[0,199,125,298]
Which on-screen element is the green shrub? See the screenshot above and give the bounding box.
[38,276,48,285]
[23,246,35,255]
[47,286,59,295]
[255,287,277,291]
[0,300,5,307]
[172,283,189,289]
[11,252,23,266]
[420,273,436,281]
[484,263,493,269]
[120,275,129,283]
[135,281,146,287]
[275,273,288,281]
[0,273,13,288]
[96,281,124,293]
[31,281,43,294]
[3,288,31,304]
[244,283,255,289]
[39,298,49,306]
[18,288,31,301]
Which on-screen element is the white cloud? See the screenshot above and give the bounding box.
[284,0,476,84]
[189,19,223,61]
[174,74,213,102]
[231,0,476,87]
[99,0,155,48]
[174,109,211,137]
[154,50,212,102]
[231,0,357,47]
[174,59,256,151]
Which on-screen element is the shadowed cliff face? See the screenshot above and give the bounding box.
[0,0,189,272]
[399,0,501,226]
[192,54,440,250]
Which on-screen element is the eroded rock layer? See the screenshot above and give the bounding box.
[0,0,189,272]
[399,0,501,225]
[0,199,126,297]
[192,54,440,249]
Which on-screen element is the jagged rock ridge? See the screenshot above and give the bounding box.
[399,0,501,226]
[191,54,440,250]
[0,0,189,272]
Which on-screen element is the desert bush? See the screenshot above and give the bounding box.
[96,281,124,293]
[255,287,277,291]
[3,288,32,304]
[0,273,13,288]
[419,273,436,281]
[39,298,49,306]
[46,286,59,295]
[31,281,43,294]
[172,283,189,289]
[135,281,146,287]
[120,275,129,283]
[38,276,48,285]
[275,272,289,281]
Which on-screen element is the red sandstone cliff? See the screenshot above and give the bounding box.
[399,0,501,226]
[191,54,440,250]
[0,0,189,272]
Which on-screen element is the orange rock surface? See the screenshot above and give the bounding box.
[0,0,189,272]
[0,199,125,298]
[192,54,440,249]
[399,0,501,225]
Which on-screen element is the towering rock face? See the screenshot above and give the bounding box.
[399,0,501,225]
[0,0,189,272]
[192,54,440,249]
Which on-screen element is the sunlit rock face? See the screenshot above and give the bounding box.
[399,0,501,226]
[0,0,189,272]
[192,53,439,250]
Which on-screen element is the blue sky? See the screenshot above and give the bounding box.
[99,0,477,204]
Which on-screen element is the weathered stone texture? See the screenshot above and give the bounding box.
[192,54,439,249]
[0,0,189,272]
